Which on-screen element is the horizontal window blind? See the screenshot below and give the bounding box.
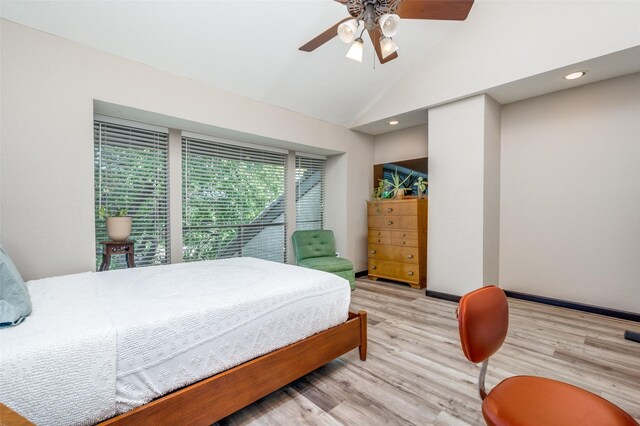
[296,155,326,231]
[182,136,287,263]
[94,120,170,269]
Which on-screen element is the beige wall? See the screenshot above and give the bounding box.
[483,96,501,285]
[428,95,500,296]
[500,72,640,313]
[0,20,374,279]
[373,124,428,164]
[354,0,640,127]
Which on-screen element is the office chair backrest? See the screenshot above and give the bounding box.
[457,286,509,363]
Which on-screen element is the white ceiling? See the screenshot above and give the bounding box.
[0,0,468,127]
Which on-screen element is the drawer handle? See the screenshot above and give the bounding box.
[408,271,414,276]
[377,239,381,243]
[371,250,376,254]
[402,241,406,245]
[387,208,393,213]
[387,220,393,225]
[403,233,406,237]
[377,232,381,236]
[407,254,413,259]
[371,265,377,270]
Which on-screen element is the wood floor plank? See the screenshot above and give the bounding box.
[216,279,640,424]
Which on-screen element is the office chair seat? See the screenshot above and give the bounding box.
[483,375,637,426]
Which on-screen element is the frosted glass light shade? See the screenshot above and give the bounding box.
[338,19,359,44]
[380,37,398,58]
[346,38,364,62]
[379,14,400,37]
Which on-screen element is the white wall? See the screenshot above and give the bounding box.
[373,124,428,164]
[428,94,500,296]
[500,72,640,313]
[0,20,374,280]
[483,97,501,285]
[354,0,640,127]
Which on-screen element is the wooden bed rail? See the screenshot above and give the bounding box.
[100,310,367,426]
[0,403,33,426]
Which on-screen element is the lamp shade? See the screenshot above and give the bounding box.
[337,19,359,44]
[346,38,364,62]
[380,37,398,59]
[379,14,400,37]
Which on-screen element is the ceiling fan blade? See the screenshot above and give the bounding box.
[396,0,474,21]
[368,28,398,64]
[299,18,352,52]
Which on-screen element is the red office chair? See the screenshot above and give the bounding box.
[457,286,638,426]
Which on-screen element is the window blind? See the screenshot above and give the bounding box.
[182,136,287,263]
[295,155,326,230]
[94,120,170,269]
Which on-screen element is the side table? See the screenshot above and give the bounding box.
[99,240,135,272]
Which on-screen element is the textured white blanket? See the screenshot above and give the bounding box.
[0,257,350,425]
[0,273,117,425]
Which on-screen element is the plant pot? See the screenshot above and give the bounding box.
[395,189,406,199]
[106,216,132,241]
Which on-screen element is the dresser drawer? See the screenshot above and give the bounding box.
[390,238,418,248]
[368,215,418,230]
[368,244,419,264]
[391,231,419,247]
[368,230,390,239]
[368,201,417,217]
[368,259,419,283]
[368,230,390,245]
[368,235,390,245]
[390,230,418,240]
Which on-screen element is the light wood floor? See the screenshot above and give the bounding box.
[218,278,640,425]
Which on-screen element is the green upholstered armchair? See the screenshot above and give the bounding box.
[291,230,356,290]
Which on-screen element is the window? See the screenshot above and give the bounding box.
[295,155,326,230]
[94,120,170,269]
[182,135,287,263]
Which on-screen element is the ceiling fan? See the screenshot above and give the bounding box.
[299,0,474,64]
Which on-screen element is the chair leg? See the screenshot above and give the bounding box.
[478,359,489,400]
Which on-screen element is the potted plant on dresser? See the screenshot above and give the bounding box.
[99,207,132,241]
[414,176,428,198]
[385,168,413,199]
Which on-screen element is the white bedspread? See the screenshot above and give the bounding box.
[0,273,117,425]
[0,257,350,425]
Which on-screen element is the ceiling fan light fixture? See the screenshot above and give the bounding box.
[380,37,398,59]
[379,13,400,37]
[337,19,359,44]
[346,37,364,62]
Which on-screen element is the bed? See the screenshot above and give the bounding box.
[0,257,367,425]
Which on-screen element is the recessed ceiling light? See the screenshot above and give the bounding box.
[564,71,586,80]
[389,120,399,126]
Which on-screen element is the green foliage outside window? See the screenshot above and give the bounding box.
[182,152,286,262]
[94,123,170,270]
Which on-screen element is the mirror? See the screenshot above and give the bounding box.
[373,157,428,197]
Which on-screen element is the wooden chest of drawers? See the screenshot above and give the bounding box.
[367,198,427,289]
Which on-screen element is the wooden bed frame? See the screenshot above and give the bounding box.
[1,312,366,426]
[93,310,368,426]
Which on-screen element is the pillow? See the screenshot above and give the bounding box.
[0,244,32,327]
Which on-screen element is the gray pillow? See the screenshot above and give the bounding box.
[0,244,32,327]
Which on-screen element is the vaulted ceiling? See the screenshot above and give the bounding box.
[3,1,640,136]
[0,0,469,126]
